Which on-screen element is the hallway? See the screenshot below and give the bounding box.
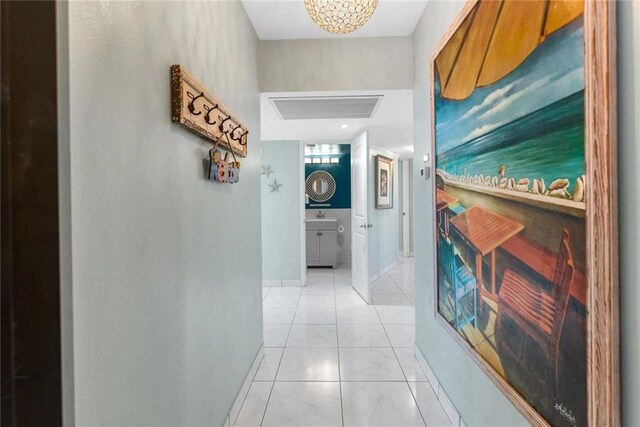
[233,257,453,426]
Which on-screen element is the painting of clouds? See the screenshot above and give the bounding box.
[436,19,584,190]
[432,1,588,425]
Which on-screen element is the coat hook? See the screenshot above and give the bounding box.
[229,124,243,140]
[237,129,249,146]
[204,103,219,125]
[219,116,232,133]
[188,92,205,116]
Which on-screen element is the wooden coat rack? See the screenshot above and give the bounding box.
[170,65,248,157]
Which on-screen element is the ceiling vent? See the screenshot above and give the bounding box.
[269,95,383,120]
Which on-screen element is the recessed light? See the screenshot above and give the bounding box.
[340,124,349,129]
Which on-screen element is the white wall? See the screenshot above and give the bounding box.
[62,1,262,425]
[261,141,303,283]
[368,147,400,278]
[411,1,527,425]
[258,37,413,92]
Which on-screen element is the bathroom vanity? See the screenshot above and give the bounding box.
[306,218,338,268]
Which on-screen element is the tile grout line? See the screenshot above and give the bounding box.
[388,262,429,425]
[374,270,428,427]
[333,268,346,427]
[229,346,266,426]
[388,273,414,306]
[258,290,301,427]
[241,286,272,426]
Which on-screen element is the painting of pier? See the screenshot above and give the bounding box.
[432,1,588,425]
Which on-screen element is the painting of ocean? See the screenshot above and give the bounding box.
[432,2,588,425]
[437,90,585,189]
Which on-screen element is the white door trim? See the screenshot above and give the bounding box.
[402,159,411,257]
[351,131,370,302]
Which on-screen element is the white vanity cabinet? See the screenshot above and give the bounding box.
[306,219,338,268]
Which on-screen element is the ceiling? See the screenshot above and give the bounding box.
[260,89,414,159]
[242,0,428,40]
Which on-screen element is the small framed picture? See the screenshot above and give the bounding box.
[375,155,393,209]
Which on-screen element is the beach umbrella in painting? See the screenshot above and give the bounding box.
[435,0,584,101]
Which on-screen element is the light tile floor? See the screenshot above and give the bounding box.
[235,257,453,427]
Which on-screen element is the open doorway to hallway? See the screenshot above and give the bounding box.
[259,90,413,299]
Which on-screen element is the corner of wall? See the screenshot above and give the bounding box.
[226,346,265,427]
[56,1,75,424]
[414,344,464,427]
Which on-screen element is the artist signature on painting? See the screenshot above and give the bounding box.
[554,402,578,427]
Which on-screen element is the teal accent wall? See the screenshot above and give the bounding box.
[305,145,351,209]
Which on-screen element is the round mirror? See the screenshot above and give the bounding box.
[306,170,336,202]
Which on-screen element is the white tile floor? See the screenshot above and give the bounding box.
[235,257,453,427]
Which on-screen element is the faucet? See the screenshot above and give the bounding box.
[316,210,325,219]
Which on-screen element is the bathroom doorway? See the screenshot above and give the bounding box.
[303,142,353,274]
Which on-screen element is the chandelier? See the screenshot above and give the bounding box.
[304,0,379,35]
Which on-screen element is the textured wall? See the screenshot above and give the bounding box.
[63,1,262,425]
[258,36,413,92]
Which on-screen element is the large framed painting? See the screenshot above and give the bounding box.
[430,1,618,425]
[375,155,394,209]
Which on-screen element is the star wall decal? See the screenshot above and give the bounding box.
[261,165,274,178]
[269,180,282,193]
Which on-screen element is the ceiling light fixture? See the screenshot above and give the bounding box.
[304,0,379,35]
[340,124,349,129]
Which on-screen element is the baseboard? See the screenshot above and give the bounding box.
[262,279,282,287]
[263,278,306,287]
[369,259,400,283]
[225,345,265,427]
[414,344,465,427]
[380,259,399,275]
[282,279,304,287]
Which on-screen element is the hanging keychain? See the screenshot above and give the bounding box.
[222,130,240,184]
[208,134,226,182]
[207,129,241,184]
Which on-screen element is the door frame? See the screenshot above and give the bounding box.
[298,141,306,285]
[350,132,370,302]
[1,1,65,424]
[402,159,412,257]
[299,139,353,283]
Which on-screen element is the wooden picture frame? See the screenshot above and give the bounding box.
[429,1,618,426]
[375,155,393,209]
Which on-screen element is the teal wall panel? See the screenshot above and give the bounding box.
[305,145,351,209]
